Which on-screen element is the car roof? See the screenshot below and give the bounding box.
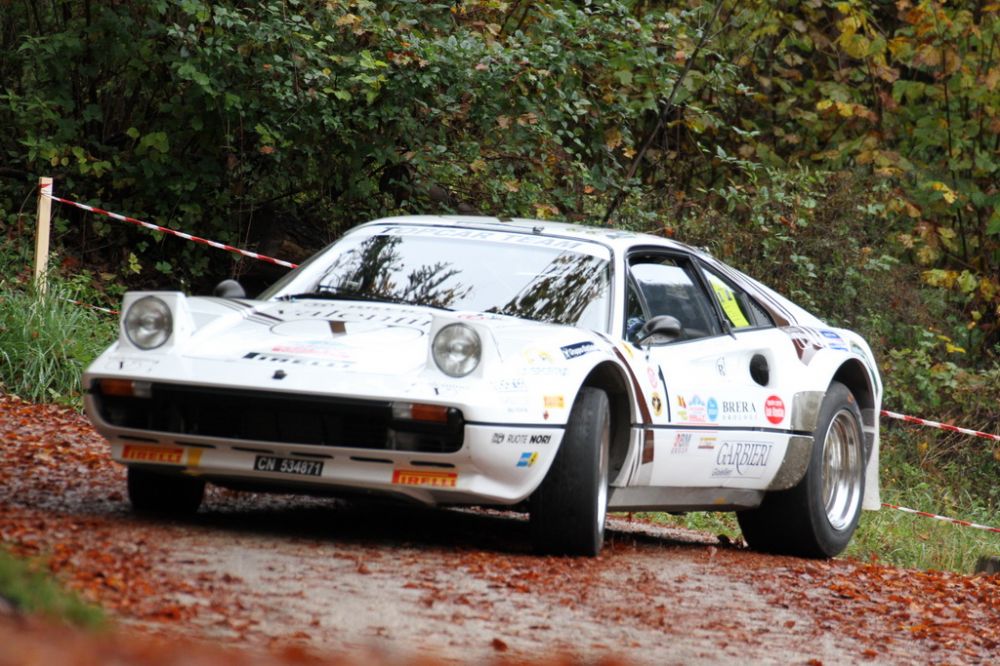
[353,214,701,255]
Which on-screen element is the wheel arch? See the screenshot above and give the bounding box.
[831,358,878,458]
[580,361,632,489]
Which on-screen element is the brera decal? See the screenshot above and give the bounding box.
[517,452,539,467]
[560,341,598,360]
[719,400,757,423]
[711,442,772,478]
[122,445,183,465]
[392,470,458,488]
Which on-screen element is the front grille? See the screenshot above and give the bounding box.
[92,381,464,453]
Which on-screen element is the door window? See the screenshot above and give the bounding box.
[699,266,774,330]
[627,255,721,342]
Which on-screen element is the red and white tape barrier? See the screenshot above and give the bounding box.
[880,502,1000,534]
[40,182,299,269]
[880,409,1000,533]
[881,409,1000,443]
[66,299,119,316]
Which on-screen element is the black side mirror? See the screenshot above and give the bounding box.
[634,315,682,346]
[213,279,246,299]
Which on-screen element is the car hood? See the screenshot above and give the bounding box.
[182,299,439,376]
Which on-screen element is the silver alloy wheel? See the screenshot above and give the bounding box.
[822,408,864,531]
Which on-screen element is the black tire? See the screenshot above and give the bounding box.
[127,466,205,516]
[737,381,866,558]
[530,387,611,557]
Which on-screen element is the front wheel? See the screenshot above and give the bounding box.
[737,381,866,558]
[127,467,205,516]
[530,387,610,557]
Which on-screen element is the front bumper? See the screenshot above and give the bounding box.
[85,381,565,506]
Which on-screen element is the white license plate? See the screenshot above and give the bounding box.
[254,455,324,477]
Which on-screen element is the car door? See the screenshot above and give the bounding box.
[623,248,800,490]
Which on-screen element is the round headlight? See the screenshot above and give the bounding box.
[432,324,481,377]
[124,296,173,350]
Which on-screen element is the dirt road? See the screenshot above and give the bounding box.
[2,394,998,665]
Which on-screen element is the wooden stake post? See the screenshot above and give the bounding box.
[34,176,52,293]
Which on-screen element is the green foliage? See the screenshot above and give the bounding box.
[0,0,731,289]
[847,425,1000,574]
[0,245,118,407]
[0,547,106,629]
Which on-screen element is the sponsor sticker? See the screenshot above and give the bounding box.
[647,367,659,389]
[672,433,691,454]
[697,436,717,451]
[712,441,772,478]
[122,445,184,465]
[517,452,539,467]
[492,378,528,392]
[764,395,786,424]
[706,397,719,422]
[561,341,598,360]
[651,392,663,416]
[523,349,555,365]
[544,395,565,409]
[686,395,708,423]
[820,329,849,351]
[391,470,458,488]
[499,433,553,445]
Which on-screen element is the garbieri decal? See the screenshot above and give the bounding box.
[711,441,772,478]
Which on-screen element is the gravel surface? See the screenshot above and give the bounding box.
[2,394,998,665]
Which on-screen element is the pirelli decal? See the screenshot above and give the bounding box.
[391,469,458,488]
[122,444,184,465]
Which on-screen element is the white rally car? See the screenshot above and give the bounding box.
[83,215,882,558]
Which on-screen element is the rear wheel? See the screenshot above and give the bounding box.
[530,387,610,557]
[127,467,205,516]
[737,381,866,558]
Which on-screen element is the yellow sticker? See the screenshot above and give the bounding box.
[708,274,751,328]
[544,395,565,409]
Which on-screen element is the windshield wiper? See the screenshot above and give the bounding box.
[281,288,384,303]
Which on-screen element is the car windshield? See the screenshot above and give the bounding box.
[261,225,612,330]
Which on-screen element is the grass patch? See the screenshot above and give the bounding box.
[0,547,106,629]
[0,275,117,408]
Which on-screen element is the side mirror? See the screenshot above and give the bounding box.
[213,279,246,299]
[634,315,682,346]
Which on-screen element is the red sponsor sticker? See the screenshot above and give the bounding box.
[392,469,458,488]
[122,444,184,464]
[764,395,786,425]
